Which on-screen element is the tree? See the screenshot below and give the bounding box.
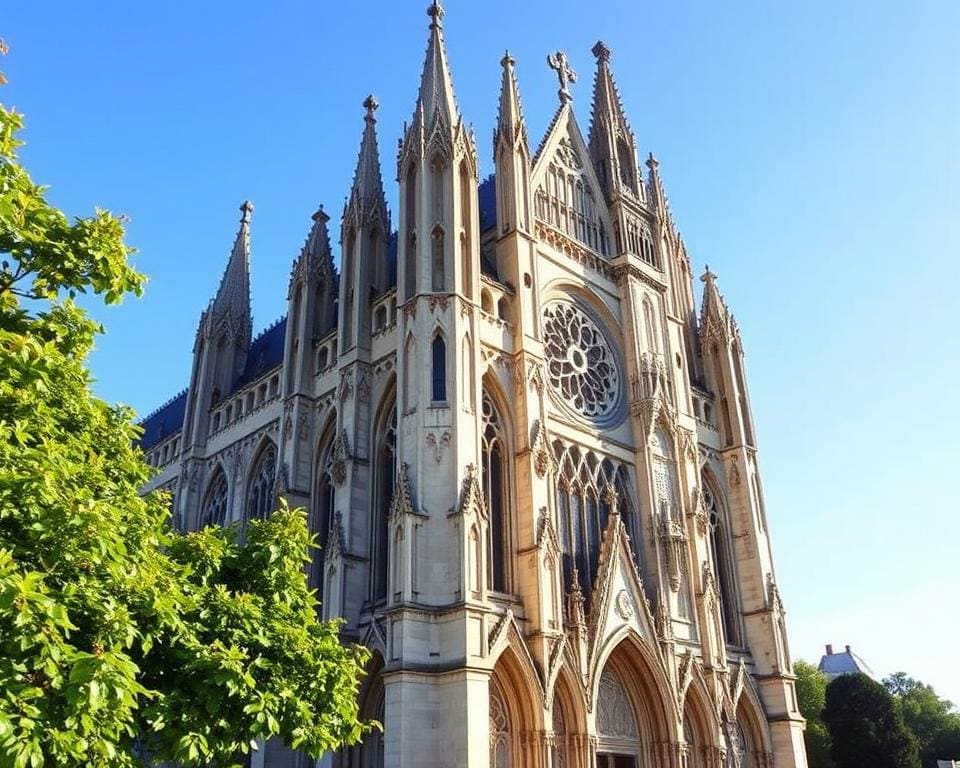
[794,660,834,768]
[823,673,920,768]
[884,672,960,767]
[0,85,371,766]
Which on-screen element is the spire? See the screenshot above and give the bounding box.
[210,200,253,342]
[413,2,460,131]
[345,95,389,230]
[494,51,528,152]
[304,205,334,277]
[588,41,640,199]
[588,40,633,145]
[699,265,732,344]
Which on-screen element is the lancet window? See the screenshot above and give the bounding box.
[535,157,609,256]
[372,399,397,601]
[553,440,637,601]
[597,666,640,766]
[312,427,336,589]
[651,428,678,519]
[200,467,228,528]
[246,442,277,520]
[431,334,447,403]
[481,391,508,592]
[703,479,741,645]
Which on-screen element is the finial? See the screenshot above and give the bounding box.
[592,40,611,63]
[312,203,329,223]
[701,265,717,284]
[240,200,254,224]
[501,50,515,69]
[427,1,444,28]
[646,152,659,171]
[363,93,379,121]
[546,50,577,105]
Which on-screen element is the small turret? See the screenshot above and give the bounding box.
[340,96,391,354]
[494,51,532,237]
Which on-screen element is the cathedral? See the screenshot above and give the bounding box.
[138,5,808,767]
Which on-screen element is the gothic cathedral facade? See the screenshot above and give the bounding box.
[139,7,808,767]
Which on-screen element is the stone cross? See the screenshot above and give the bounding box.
[547,49,577,104]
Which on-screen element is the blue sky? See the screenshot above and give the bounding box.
[4,1,958,703]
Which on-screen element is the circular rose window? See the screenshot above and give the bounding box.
[541,299,622,424]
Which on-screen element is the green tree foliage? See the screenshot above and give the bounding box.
[794,661,834,768]
[823,673,920,768]
[884,672,960,767]
[0,94,371,767]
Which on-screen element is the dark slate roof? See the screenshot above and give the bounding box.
[138,390,187,450]
[479,175,496,232]
[235,316,287,390]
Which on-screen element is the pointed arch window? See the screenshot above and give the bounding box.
[552,697,568,768]
[459,160,473,298]
[597,666,639,765]
[313,428,336,589]
[404,167,417,301]
[247,442,277,520]
[489,679,513,768]
[431,225,445,291]
[200,467,229,528]
[536,158,609,256]
[372,400,397,600]
[481,391,508,592]
[342,228,356,347]
[553,442,638,603]
[431,334,447,403]
[703,480,741,645]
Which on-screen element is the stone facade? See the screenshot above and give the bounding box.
[138,6,808,767]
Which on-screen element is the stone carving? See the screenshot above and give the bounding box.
[615,589,634,620]
[338,370,353,402]
[296,412,309,441]
[530,418,554,478]
[457,463,486,519]
[388,462,415,523]
[331,430,350,486]
[656,512,688,592]
[597,668,638,739]
[546,49,577,104]
[425,430,451,463]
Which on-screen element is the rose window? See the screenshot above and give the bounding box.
[541,300,621,422]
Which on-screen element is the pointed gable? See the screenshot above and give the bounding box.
[532,103,614,257]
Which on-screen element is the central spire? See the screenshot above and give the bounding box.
[413,1,460,131]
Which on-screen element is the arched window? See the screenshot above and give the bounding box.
[404,166,417,301]
[481,391,508,592]
[651,428,678,519]
[431,225,445,291]
[703,479,740,645]
[535,155,609,256]
[247,442,277,520]
[643,297,658,354]
[489,679,513,768]
[200,467,229,528]
[372,399,397,600]
[431,334,447,403]
[342,228,356,347]
[553,441,637,602]
[312,427,336,589]
[459,160,473,298]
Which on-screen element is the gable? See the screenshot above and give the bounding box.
[531,104,614,257]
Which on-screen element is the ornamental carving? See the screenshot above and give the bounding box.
[425,430,451,463]
[615,589,634,620]
[541,300,621,423]
[597,668,638,739]
[331,430,350,486]
[530,418,554,478]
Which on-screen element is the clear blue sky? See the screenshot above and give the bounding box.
[4,1,958,703]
